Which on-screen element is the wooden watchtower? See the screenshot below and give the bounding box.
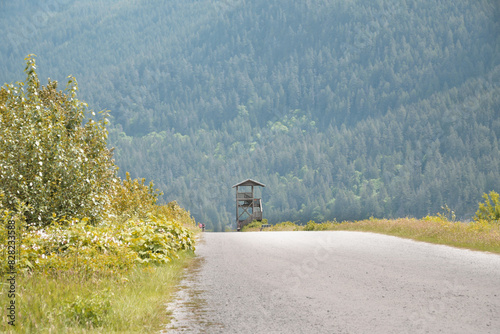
[232,179,265,231]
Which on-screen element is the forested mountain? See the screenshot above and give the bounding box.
[1,0,499,230]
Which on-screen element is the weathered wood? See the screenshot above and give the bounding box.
[232,179,266,188]
[237,192,253,199]
[234,179,265,231]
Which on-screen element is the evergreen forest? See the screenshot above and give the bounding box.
[1,0,499,230]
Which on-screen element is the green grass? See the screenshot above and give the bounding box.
[0,251,195,333]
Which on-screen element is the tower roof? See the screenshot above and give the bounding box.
[232,179,266,188]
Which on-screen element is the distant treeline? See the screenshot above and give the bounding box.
[1,0,499,230]
[111,69,500,229]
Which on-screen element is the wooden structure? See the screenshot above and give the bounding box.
[232,179,265,231]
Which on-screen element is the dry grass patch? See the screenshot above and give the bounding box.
[324,217,500,253]
[246,217,500,254]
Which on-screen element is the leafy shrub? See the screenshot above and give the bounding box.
[108,172,162,220]
[154,201,196,227]
[0,57,198,275]
[0,208,195,276]
[304,220,326,231]
[0,55,116,226]
[242,220,263,231]
[0,56,199,333]
[124,214,195,265]
[474,191,500,223]
[10,218,135,276]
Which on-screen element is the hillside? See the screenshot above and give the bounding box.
[1,0,499,230]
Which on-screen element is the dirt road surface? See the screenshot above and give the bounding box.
[164,231,500,333]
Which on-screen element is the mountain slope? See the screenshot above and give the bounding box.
[111,66,500,228]
[1,0,499,229]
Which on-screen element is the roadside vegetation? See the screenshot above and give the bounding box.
[0,56,197,333]
[243,193,500,254]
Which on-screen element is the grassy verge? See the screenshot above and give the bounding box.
[327,218,500,254]
[243,218,500,254]
[0,250,195,333]
[0,201,199,333]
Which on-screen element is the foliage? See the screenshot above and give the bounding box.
[0,209,195,277]
[0,57,196,283]
[0,202,197,332]
[304,220,325,231]
[1,1,499,229]
[0,55,116,227]
[109,171,163,220]
[240,220,263,232]
[111,69,500,229]
[154,200,197,227]
[474,191,500,223]
[126,214,195,265]
[0,57,199,333]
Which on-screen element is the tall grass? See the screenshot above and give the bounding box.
[325,217,500,253]
[0,251,194,333]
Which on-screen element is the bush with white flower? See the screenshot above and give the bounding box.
[0,56,196,278]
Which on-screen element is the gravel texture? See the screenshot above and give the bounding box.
[164,231,500,333]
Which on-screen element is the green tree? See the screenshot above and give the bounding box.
[0,55,116,226]
[474,191,500,223]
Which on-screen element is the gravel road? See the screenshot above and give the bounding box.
[164,231,500,333]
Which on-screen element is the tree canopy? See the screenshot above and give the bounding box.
[0,55,115,226]
[1,0,499,230]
